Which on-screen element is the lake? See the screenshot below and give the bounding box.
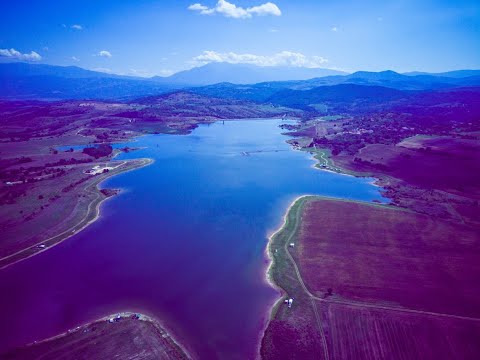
[0,119,385,359]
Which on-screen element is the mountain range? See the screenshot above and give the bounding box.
[151,62,346,85]
[0,61,479,101]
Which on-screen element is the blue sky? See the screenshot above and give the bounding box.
[0,0,479,76]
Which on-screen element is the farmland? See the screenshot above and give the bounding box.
[262,196,480,359]
[298,199,480,316]
[320,302,480,360]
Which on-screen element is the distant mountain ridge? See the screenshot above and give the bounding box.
[0,62,137,79]
[1,62,479,100]
[151,62,347,85]
[0,62,174,100]
[190,70,480,102]
[403,70,480,78]
[0,62,346,99]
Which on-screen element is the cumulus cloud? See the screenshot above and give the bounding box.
[98,50,112,58]
[71,24,83,30]
[188,0,281,19]
[0,48,42,61]
[192,50,328,68]
[188,3,211,13]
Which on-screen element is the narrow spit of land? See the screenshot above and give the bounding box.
[1,312,190,360]
[261,196,480,360]
[0,158,153,270]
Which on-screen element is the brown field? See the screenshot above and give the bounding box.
[2,313,189,360]
[262,197,480,360]
[320,302,480,360]
[298,199,480,317]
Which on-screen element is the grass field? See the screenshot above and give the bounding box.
[261,196,480,359]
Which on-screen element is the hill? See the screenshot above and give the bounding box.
[267,84,409,113]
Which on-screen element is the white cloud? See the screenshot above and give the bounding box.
[248,2,281,16]
[0,48,42,61]
[98,50,112,58]
[71,56,80,62]
[331,26,338,32]
[128,68,173,77]
[71,24,83,30]
[157,69,175,77]
[129,68,152,77]
[188,0,281,19]
[92,67,113,73]
[188,3,212,13]
[192,50,328,68]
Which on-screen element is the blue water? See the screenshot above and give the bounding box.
[0,119,385,359]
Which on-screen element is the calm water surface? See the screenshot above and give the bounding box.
[0,120,385,359]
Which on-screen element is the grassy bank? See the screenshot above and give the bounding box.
[301,147,371,177]
[267,196,314,313]
[262,195,327,359]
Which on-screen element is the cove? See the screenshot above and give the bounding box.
[0,119,385,359]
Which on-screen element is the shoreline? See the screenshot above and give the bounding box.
[0,157,153,270]
[259,194,314,359]
[257,195,308,359]
[260,195,312,359]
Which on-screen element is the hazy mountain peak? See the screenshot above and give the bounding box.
[153,62,348,86]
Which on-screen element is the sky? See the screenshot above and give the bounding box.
[0,0,479,76]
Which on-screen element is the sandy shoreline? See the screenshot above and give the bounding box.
[264,195,310,296]
[257,194,312,358]
[0,157,153,270]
